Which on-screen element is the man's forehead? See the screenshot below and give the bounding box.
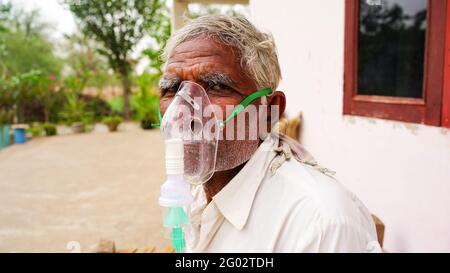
[167,37,238,64]
[165,38,241,76]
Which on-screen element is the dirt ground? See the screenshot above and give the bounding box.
[0,124,170,252]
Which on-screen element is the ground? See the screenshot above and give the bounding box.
[0,124,169,252]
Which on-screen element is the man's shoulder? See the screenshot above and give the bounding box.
[265,159,372,222]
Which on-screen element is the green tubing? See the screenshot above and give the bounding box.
[164,207,189,253]
[171,226,186,253]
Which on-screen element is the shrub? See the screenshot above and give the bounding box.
[42,123,57,136]
[102,115,123,132]
[27,126,43,137]
[60,91,91,125]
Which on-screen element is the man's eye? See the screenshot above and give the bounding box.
[207,83,242,98]
[210,83,231,92]
[160,87,178,97]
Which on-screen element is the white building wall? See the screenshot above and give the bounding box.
[250,0,450,252]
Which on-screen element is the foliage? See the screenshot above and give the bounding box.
[59,91,91,125]
[9,70,43,123]
[27,125,43,137]
[131,73,159,129]
[107,96,124,114]
[63,33,119,89]
[0,2,11,33]
[0,77,14,124]
[102,115,123,132]
[1,70,63,124]
[141,5,171,75]
[0,108,13,125]
[84,95,110,122]
[0,7,62,78]
[65,0,167,119]
[42,123,57,136]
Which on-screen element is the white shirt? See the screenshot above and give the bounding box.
[187,135,381,253]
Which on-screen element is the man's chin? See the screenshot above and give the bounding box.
[214,140,260,172]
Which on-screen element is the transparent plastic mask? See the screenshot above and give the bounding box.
[160,81,220,186]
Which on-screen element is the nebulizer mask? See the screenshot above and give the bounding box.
[158,81,271,252]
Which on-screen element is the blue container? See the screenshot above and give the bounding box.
[14,128,26,144]
[0,125,11,148]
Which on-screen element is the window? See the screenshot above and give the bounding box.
[344,0,449,127]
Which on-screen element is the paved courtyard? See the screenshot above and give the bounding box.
[0,124,169,252]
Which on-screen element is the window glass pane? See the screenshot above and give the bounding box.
[358,0,428,98]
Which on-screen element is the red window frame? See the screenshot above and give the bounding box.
[443,0,450,128]
[344,0,448,127]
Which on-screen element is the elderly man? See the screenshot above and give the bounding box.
[158,15,380,253]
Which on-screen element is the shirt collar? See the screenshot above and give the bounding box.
[212,135,278,230]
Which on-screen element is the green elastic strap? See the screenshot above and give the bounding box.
[151,107,163,127]
[220,88,272,128]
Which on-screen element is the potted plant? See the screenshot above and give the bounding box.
[102,115,123,132]
[60,91,89,134]
[42,123,57,136]
[27,123,43,138]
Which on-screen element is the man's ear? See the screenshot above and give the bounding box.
[258,91,286,140]
[268,91,286,120]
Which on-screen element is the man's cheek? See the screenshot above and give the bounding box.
[159,101,169,116]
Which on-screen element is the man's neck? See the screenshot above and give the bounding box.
[203,162,246,203]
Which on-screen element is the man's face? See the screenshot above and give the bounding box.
[159,37,262,171]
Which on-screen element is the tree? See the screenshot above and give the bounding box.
[0,3,62,78]
[63,33,118,90]
[0,2,10,32]
[0,29,62,78]
[9,5,54,38]
[65,0,166,119]
[142,5,170,75]
[0,2,11,72]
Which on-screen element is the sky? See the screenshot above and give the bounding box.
[10,0,77,40]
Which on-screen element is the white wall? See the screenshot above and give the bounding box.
[250,0,450,252]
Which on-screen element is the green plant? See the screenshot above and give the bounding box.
[27,124,42,137]
[10,70,42,123]
[131,73,160,130]
[0,78,13,126]
[84,95,110,122]
[102,115,123,132]
[60,91,90,125]
[42,123,57,136]
[0,109,13,125]
[107,96,124,114]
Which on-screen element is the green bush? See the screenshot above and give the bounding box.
[27,126,43,137]
[42,123,57,136]
[131,73,160,129]
[102,115,123,132]
[60,91,91,125]
[107,96,124,114]
[0,78,14,125]
[0,109,13,126]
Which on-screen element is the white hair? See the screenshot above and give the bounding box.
[163,15,282,91]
